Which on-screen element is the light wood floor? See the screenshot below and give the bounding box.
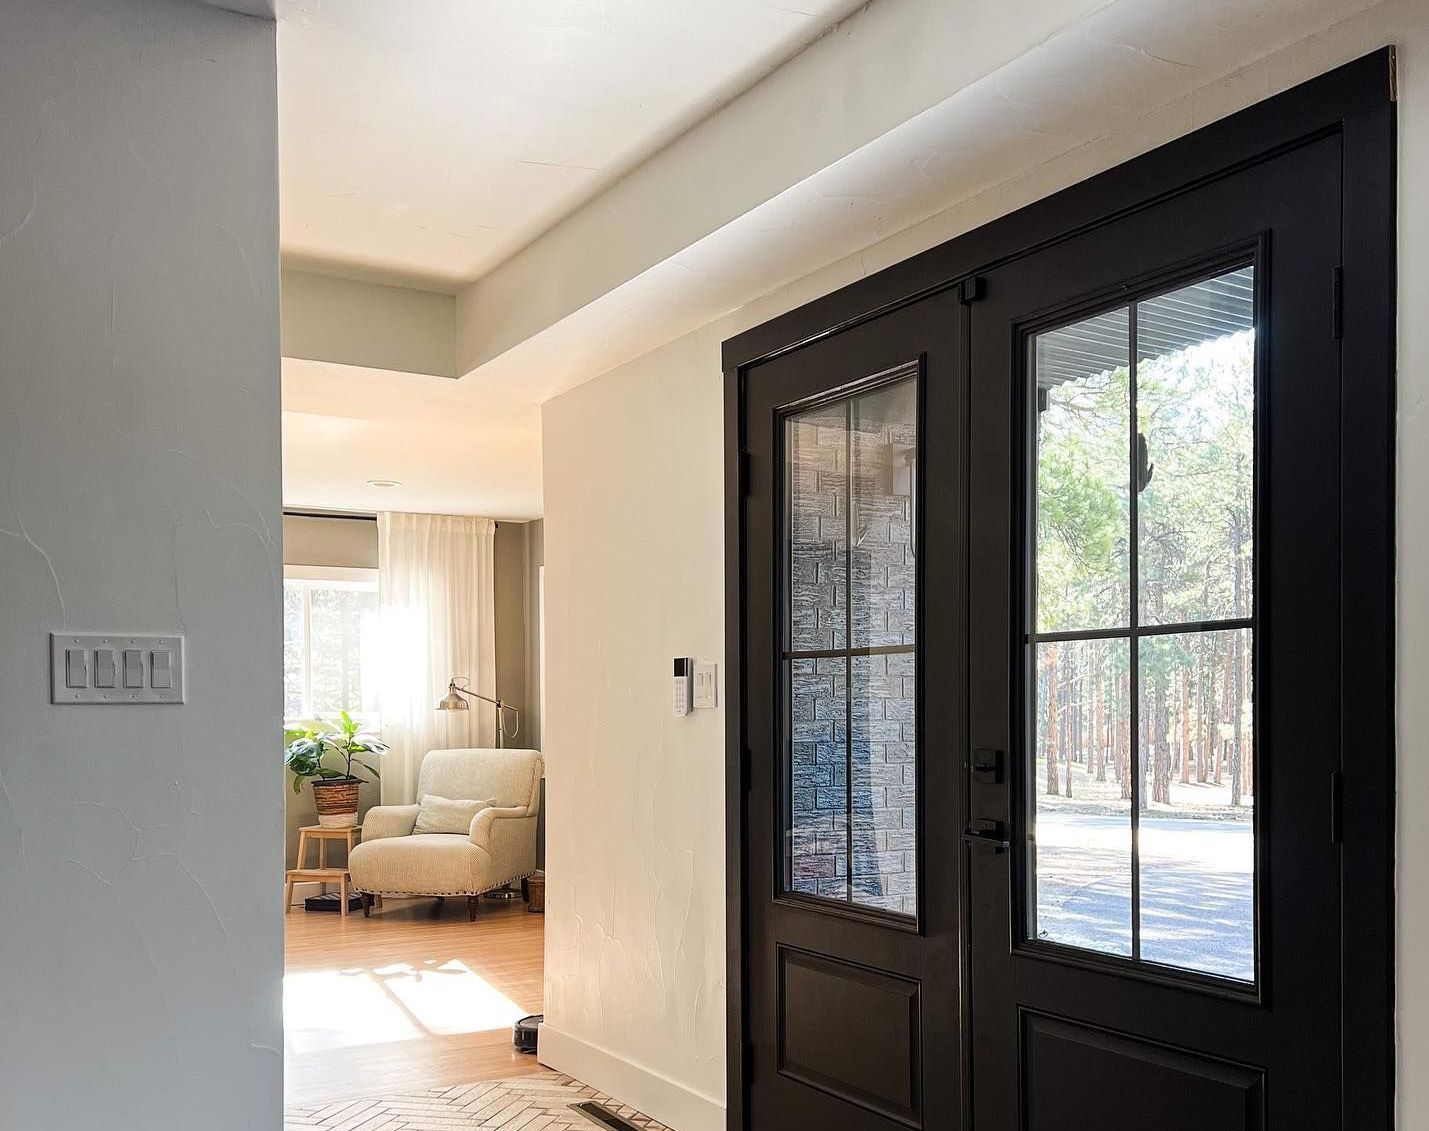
[285,896,547,1108]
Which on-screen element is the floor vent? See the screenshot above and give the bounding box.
[571,1101,642,1131]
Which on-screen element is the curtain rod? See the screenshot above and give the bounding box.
[284,508,376,523]
[283,508,502,528]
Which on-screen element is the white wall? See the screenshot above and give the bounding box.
[281,269,456,378]
[541,324,729,1131]
[540,3,1427,1127]
[0,2,282,1129]
[283,513,380,570]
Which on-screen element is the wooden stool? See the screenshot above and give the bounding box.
[285,824,364,916]
[285,867,353,916]
[297,824,362,874]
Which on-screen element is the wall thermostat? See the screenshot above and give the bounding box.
[673,657,693,716]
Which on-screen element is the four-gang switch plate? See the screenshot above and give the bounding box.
[50,633,185,705]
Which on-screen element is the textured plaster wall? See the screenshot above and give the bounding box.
[541,2,1426,1126]
[0,2,283,1129]
[542,325,729,1131]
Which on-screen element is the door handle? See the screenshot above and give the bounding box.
[962,819,1010,854]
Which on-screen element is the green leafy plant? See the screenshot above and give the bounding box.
[284,710,387,795]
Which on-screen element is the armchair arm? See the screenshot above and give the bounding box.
[362,804,420,841]
[468,805,532,847]
[468,805,539,885]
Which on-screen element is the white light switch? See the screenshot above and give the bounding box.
[693,662,718,709]
[64,648,87,689]
[51,633,185,704]
[94,649,116,688]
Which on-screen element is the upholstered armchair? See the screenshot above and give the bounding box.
[348,747,544,920]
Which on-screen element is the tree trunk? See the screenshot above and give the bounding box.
[1229,512,1246,807]
[1063,658,1074,799]
[1115,672,1131,801]
[1153,669,1171,805]
[1215,648,1230,786]
[1179,666,1192,785]
[1094,664,1107,782]
[1045,648,1060,796]
[1198,642,1214,784]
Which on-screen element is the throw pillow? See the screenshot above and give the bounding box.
[413,794,495,835]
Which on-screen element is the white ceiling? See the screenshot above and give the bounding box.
[277,0,867,516]
[277,0,869,290]
[276,0,1382,520]
[282,356,543,518]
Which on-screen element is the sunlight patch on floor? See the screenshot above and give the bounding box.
[285,958,528,1053]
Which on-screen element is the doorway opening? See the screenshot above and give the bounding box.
[280,513,549,1108]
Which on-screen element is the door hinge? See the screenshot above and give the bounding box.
[1330,769,1344,845]
[1332,265,1344,340]
[956,275,985,305]
[739,450,751,497]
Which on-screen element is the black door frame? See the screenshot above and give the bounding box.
[724,49,1395,1131]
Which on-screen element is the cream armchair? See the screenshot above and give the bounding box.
[348,747,544,920]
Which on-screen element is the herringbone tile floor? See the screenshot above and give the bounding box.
[284,1071,673,1131]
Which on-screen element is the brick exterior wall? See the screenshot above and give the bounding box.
[787,382,917,916]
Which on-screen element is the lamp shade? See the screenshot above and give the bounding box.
[437,687,469,711]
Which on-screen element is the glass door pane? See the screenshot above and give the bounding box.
[1025,264,1257,983]
[784,366,919,919]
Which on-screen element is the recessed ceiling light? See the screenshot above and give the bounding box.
[366,478,401,488]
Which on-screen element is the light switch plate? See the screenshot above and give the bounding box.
[693,661,718,709]
[50,633,185,705]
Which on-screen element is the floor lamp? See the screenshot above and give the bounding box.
[436,676,525,900]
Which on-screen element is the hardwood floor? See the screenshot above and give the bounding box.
[285,896,546,1107]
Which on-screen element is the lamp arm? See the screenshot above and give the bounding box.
[448,681,521,740]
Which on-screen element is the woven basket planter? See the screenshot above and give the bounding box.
[312,778,361,828]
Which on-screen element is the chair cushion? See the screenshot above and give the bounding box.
[413,794,494,835]
[348,834,490,896]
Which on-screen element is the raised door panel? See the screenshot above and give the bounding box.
[1022,1013,1264,1131]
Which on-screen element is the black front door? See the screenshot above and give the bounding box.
[966,132,1344,1130]
[741,294,966,1131]
[729,52,1393,1131]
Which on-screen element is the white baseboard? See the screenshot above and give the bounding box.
[537,1024,724,1131]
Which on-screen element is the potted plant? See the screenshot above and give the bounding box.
[284,711,387,828]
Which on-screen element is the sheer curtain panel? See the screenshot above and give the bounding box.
[377,512,497,804]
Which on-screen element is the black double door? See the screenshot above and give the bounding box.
[739,128,1355,1130]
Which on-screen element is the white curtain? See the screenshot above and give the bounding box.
[377,512,497,804]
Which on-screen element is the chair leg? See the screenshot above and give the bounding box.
[362,892,373,918]
[467,895,479,922]
[374,894,383,909]
[521,878,531,902]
